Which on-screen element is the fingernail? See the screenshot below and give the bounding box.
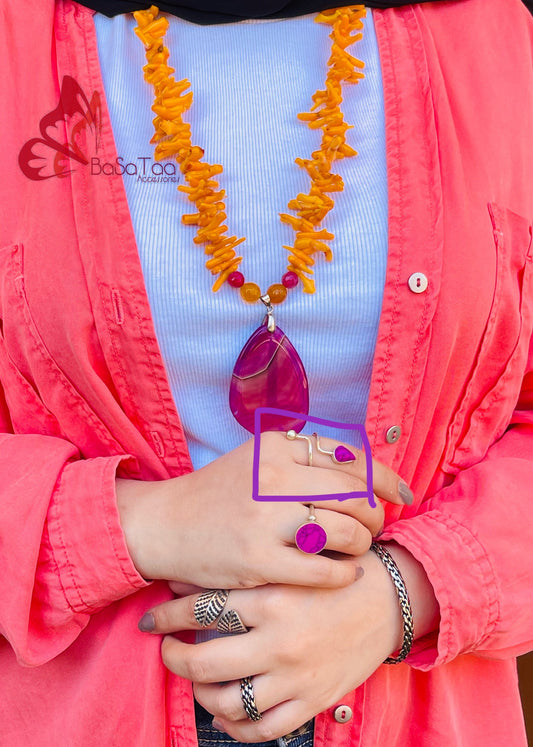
[212,719,224,732]
[398,481,414,506]
[138,612,155,632]
[355,565,365,580]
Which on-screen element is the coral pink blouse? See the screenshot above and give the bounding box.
[0,1,532,744]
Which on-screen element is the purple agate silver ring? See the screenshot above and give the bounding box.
[286,429,357,468]
[312,433,357,465]
[294,504,328,554]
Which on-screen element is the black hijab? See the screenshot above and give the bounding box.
[73,0,533,24]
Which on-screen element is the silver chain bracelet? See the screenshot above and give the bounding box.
[370,542,414,664]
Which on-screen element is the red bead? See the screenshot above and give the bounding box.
[282,271,299,289]
[228,271,245,288]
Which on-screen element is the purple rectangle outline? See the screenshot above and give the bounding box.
[252,407,375,507]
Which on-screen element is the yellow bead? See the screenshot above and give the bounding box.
[240,282,261,304]
[267,284,288,305]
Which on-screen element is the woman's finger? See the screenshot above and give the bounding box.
[139,591,251,636]
[206,697,313,744]
[260,457,386,540]
[168,581,205,596]
[280,501,374,555]
[140,555,364,636]
[287,432,413,506]
[313,493,384,538]
[194,673,290,725]
[143,588,257,637]
[161,629,270,684]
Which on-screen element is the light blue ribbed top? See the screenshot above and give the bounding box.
[94,10,388,468]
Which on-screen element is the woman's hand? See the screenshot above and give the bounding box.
[137,548,411,742]
[117,431,413,590]
[140,545,439,743]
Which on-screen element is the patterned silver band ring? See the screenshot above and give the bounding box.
[240,677,262,721]
[217,609,248,635]
[193,589,230,627]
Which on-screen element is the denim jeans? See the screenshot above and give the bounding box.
[195,702,314,747]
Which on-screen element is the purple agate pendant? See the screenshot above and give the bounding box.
[229,300,309,434]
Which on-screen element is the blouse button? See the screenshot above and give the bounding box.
[334,705,353,723]
[386,425,402,444]
[408,272,429,293]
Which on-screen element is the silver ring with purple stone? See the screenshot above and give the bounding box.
[294,504,328,554]
[312,433,357,465]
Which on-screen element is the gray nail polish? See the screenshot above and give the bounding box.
[355,565,365,580]
[138,612,155,632]
[398,481,414,505]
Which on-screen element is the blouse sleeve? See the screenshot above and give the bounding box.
[0,403,149,666]
[380,339,533,669]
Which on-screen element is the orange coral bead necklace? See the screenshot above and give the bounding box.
[133,5,366,433]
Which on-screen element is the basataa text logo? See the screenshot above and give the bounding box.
[90,157,179,183]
